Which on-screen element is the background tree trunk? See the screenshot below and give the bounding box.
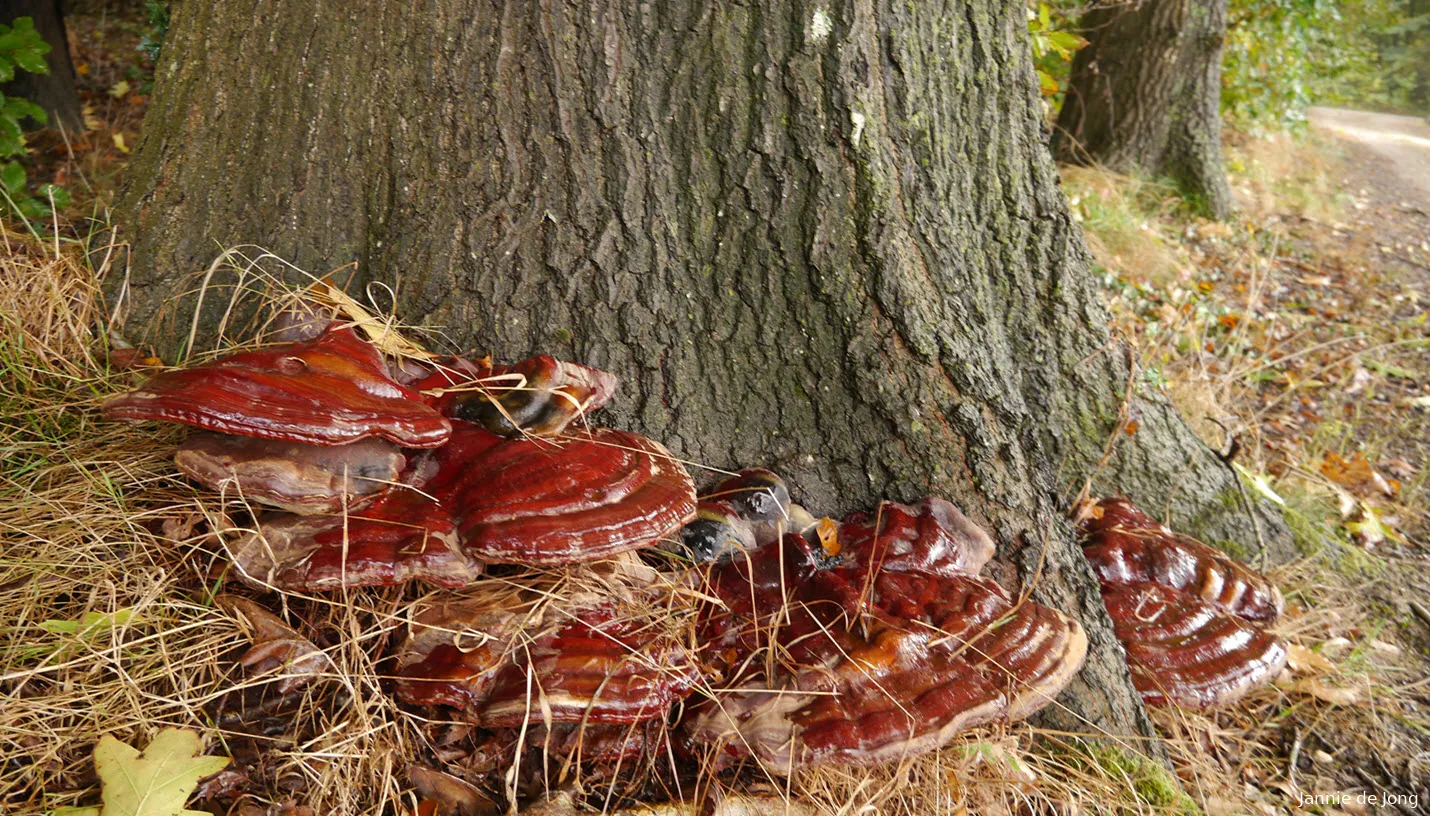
[113,0,1290,757]
[1,0,83,133]
[1053,0,1234,218]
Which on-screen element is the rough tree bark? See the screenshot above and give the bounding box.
[1,1,82,133]
[1053,0,1234,218]
[113,0,1290,761]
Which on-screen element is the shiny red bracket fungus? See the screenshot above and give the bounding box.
[430,427,696,565]
[684,495,1086,771]
[175,432,405,514]
[102,326,451,448]
[1101,581,1288,708]
[837,497,997,578]
[395,597,699,726]
[1077,496,1287,708]
[1078,497,1283,623]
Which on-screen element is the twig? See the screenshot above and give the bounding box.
[1409,601,1430,633]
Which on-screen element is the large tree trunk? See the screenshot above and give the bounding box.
[1053,0,1234,218]
[1,0,83,133]
[112,0,1290,761]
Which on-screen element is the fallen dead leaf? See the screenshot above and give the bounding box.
[1286,677,1364,705]
[1286,643,1337,675]
[59,728,230,816]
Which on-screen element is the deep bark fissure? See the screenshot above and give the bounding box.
[114,0,1291,774]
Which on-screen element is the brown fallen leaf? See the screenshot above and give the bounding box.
[1321,451,1395,497]
[219,595,329,693]
[408,765,498,816]
[1286,677,1364,706]
[1285,643,1337,676]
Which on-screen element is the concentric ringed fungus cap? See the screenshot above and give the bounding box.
[1082,523,1284,623]
[226,484,482,591]
[684,496,1086,771]
[102,326,451,448]
[1077,496,1288,707]
[1101,581,1288,708]
[394,595,699,727]
[434,427,697,565]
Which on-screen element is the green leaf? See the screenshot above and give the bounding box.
[5,95,48,123]
[0,17,52,77]
[1038,68,1060,96]
[38,182,69,209]
[17,195,46,220]
[90,729,230,816]
[1,160,27,192]
[1047,30,1089,53]
[12,46,49,75]
[40,609,135,638]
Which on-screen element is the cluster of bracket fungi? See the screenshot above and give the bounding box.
[102,318,1288,779]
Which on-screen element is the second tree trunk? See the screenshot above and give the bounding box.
[1054,0,1234,218]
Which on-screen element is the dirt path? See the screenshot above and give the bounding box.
[1310,107,1430,208]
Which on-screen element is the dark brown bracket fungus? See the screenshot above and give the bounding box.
[103,326,452,448]
[682,493,1086,772]
[1077,496,1288,708]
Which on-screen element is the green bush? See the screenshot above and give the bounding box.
[0,16,69,221]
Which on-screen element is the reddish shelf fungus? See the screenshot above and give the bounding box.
[683,491,1086,771]
[395,596,699,727]
[228,482,481,592]
[1079,497,1283,623]
[175,432,405,514]
[439,428,696,565]
[1101,582,1288,708]
[102,326,451,448]
[1077,496,1287,708]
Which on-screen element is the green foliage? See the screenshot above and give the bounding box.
[139,1,170,67]
[1223,0,1428,129]
[1026,1,1087,108]
[1371,3,1430,112]
[0,16,69,222]
[0,17,50,157]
